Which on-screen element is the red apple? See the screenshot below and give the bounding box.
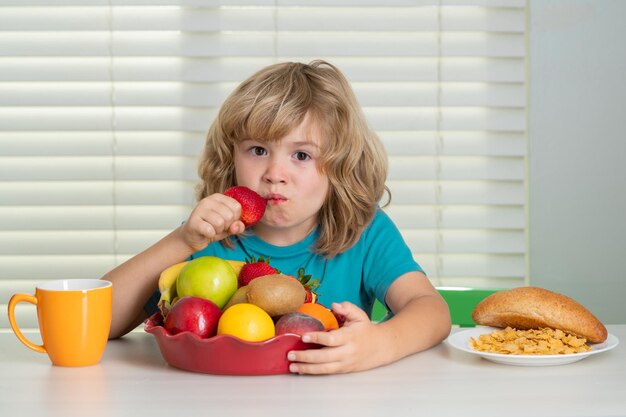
[275,312,324,336]
[164,296,222,338]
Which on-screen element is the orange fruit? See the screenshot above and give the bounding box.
[217,303,275,342]
[297,303,339,330]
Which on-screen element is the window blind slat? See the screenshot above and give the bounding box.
[381,132,527,156]
[280,33,524,57]
[3,7,524,33]
[1,155,523,182]
[0,206,190,231]
[1,81,525,108]
[385,205,525,229]
[388,156,525,181]
[0,181,196,205]
[0,108,219,131]
[0,132,204,157]
[0,32,278,57]
[1,32,525,58]
[0,156,197,181]
[388,181,525,205]
[0,205,526,232]
[403,230,526,254]
[0,257,116,281]
[1,107,526,132]
[0,229,526,256]
[416,254,526,280]
[0,180,524,207]
[0,1,526,6]
[365,108,526,131]
[1,180,522,207]
[0,57,525,82]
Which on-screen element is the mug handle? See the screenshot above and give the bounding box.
[8,293,47,354]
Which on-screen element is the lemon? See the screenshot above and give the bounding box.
[217,303,275,342]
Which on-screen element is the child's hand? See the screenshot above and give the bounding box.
[286,302,391,375]
[179,193,246,252]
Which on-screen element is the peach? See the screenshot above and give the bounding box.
[275,312,324,336]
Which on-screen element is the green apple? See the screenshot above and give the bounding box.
[176,256,238,309]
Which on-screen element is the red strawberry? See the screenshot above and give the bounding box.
[293,267,320,304]
[238,256,278,287]
[304,289,317,304]
[224,186,267,227]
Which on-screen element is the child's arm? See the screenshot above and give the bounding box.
[286,271,451,374]
[102,194,245,339]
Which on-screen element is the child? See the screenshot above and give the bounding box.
[102,60,451,374]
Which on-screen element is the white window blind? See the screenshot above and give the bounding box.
[0,0,527,329]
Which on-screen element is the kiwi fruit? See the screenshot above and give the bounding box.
[223,286,249,310]
[246,274,306,317]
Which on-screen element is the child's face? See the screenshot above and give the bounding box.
[233,113,330,242]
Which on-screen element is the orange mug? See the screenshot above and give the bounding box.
[8,279,112,367]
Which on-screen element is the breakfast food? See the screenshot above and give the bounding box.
[153,256,332,342]
[164,296,222,338]
[275,312,325,336]
[146,255,336,376]
[223,286,249,310]
[297,302,339,330]
[291,267,319,303]
[176,256,239,309]
[217,303,275,342]
[470,326,591,355]
[238,256,279,287]
[246,274,307,317]
[224,186,267,227]
[472,287,608,343]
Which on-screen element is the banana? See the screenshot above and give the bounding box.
[225,259,245,276]
[157,261,188,317]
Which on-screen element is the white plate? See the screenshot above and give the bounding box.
[446,327,619,366]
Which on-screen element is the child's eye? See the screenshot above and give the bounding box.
[294,151,311,161]
[250,146,267,156]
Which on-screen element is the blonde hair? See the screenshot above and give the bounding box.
[197,60,390,257]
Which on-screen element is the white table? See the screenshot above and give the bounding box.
[0,326,624,417]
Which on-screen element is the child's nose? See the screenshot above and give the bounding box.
[262,160,287,184]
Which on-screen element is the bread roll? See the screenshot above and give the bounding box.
[472,287,607,343]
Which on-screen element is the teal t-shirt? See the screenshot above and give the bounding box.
[145,209,423,317]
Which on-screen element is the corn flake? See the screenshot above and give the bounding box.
[470,327,591,355]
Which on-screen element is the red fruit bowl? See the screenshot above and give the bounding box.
[144,312,320,375]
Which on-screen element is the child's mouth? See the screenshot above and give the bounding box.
[265,193,287,205]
